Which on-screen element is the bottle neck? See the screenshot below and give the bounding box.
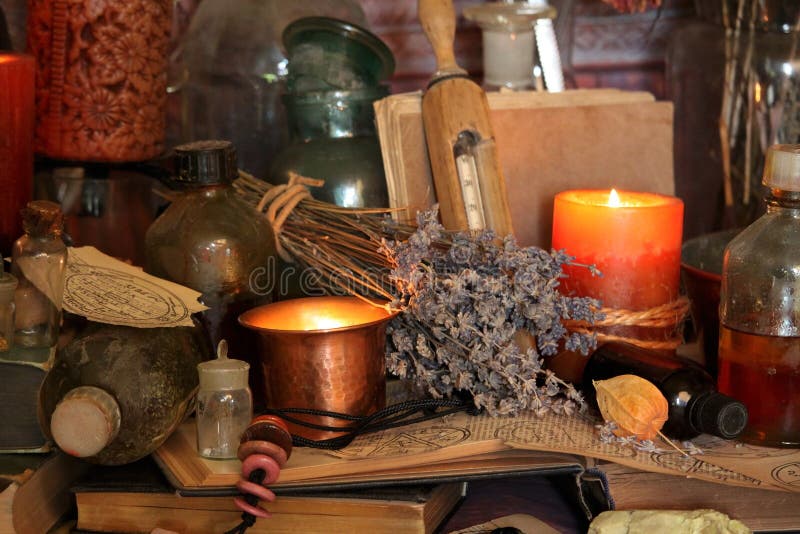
[766,189,800,213]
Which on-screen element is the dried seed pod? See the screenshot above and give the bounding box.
[594,374,668,441]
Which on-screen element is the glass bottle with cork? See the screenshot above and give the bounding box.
[145,140,277,404]
[718,143,800,447]
[11,200,68,351]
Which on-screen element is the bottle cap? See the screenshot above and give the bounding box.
[21,200,64,237]
[198,340,250,391]
[173,140,238,186]
[50,386,121,458]
[0,262,18,303]
[691,392,748,440]
[762,144,800,191]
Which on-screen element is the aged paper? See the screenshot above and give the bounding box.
[63,246,207,328]
[157,399,800,493]
[331,409,800,493]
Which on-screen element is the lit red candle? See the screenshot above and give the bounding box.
[0,54,35,255]
[551,189,684,311]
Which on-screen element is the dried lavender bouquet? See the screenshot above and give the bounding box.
[381,209,602,417]
[234,174,602,417]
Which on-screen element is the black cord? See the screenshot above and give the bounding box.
[263,396,481,449]
[223,469,266,534]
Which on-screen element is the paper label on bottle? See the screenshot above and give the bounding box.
[62,246,207,328]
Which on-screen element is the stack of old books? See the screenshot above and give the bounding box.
[11,405,800,532]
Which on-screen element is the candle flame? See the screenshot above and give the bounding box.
[608,188,621,208]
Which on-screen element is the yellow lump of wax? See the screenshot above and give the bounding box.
[588,509,751,534]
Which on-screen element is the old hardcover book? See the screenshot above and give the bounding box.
[72,458,466,534]
[153,419,587,493]
[8,451,90,534]
[374,88,674,248]
[598,461,800,532]
[0,347,55,452]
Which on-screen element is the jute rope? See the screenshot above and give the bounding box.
[566,297,691,350]
[249,171,325,262]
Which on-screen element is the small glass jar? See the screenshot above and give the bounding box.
[196,341,252,459]
[0,265,17,352]
[11,200,67,350]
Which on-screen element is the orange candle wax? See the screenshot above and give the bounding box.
[0,54,35,255]
[551,189,684,310]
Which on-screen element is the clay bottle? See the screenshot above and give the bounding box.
[40,320,211,465]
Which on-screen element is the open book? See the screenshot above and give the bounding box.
[154,408,800,495]
[153,417,585,493]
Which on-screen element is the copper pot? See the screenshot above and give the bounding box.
[239,296,397,440]
[680,228,741,378]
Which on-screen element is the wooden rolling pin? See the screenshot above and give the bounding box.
[419,0,515,237]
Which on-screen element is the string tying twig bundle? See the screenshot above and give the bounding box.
[253,172,325,262]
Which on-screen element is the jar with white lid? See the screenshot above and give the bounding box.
[196,340,252,459]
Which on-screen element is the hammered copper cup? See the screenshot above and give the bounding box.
[239,296,397,441]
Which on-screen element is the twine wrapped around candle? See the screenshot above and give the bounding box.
[566,297,691,350]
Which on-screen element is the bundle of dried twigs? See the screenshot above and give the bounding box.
[233,171,404,302]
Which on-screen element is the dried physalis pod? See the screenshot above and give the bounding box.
[594,375,668,441]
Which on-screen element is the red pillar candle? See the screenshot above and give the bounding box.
[0,54,35,255]
[551,189,684,311]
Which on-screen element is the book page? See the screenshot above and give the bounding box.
[333,410,792,492]
[157,407,800,494]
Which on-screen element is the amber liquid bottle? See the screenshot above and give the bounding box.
[583,342,748,441]
[718,143,800,447]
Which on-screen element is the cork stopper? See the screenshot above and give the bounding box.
[50,386,121,458]
[762,144,800,192]
[21,200,64,238]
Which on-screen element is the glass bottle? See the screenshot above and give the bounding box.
[196,340,252,459]
[168,0,367,180]
[270,86,391,208]
[40,321,210,465]
[718,143,800,447]
[583,342,748,441]
[145,140,277,405]
[270,16,394,209]
[666,0,800,238]
[11,200,68,350]
[0,263,17,352]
